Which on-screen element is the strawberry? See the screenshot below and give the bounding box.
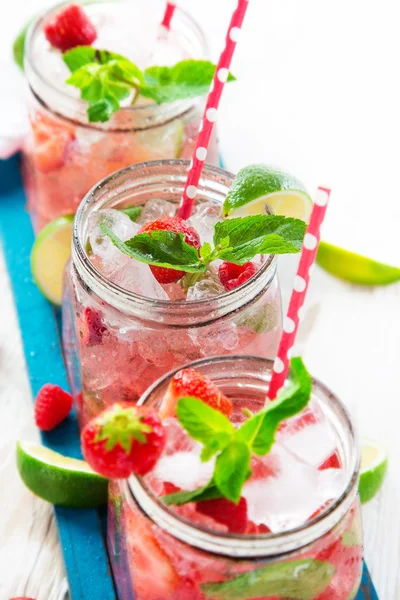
[319,451,341,470]
[79,307,107,346]
[44,4,97,52]
[196,497,248,533]
[34,384,73,431]
[81,402,165,478]
[139,216,201,283]
[160,368,232,419]
[9,597,36,599]
[218,261,258,291]
[31,113,75,173]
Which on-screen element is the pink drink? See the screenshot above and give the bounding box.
[22,0,217,231]
[108,356,363,600]
[62,162,282,427]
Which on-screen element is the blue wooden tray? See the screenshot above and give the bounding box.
[0,154,378,600]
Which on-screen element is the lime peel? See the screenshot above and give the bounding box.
[317,241,400,286]
[17,440,108,508]
[31,214,74,305]
[358,437,388,504]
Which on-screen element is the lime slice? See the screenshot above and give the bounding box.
[16,440,108,508]
[358,438,388,504]
[317,241,400,286]
[31,215,74,305]
[222,164,312,220]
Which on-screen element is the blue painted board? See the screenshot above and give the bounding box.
[0,154,379,599]
[0,155,117,600]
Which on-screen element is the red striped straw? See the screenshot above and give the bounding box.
[266,187,331,402]
[177,0,250,220]
[161,2,176,30]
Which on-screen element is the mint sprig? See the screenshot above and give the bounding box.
[163,357,312,505]
[100,214,306,275]
[63,47,235,122]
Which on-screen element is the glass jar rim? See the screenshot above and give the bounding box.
[127,355,361,559]
[24,0,209,130]
[72,159,278,327]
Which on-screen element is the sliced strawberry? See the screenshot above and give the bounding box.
[31,113,75,173]
[79,307,107,346]
[218,261,258,291]
[160,368,232,419]
[44,4,97,52]
[319,451,341,470]
[139,216,201,284]
[197,497,248,533]
[125,510,179,599]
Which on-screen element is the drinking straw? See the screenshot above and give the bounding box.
[177,0,250,220]
[266,187,331,401]
[161,2,176,30]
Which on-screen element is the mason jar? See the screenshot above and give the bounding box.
[108,355,363,600]
[62,161,282,427]
[22,0,217,231]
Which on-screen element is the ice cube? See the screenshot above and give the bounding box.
[89,208,139,268]
[186,275,225,301]
[188,200,222,247]
[279,401,337,467]
[243,443,344,533]
[153,446,215,490]
[138,198,176,224]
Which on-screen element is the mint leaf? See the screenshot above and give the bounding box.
[101,225,205,273]
[121,206,142,222]
[236,357,312,455]
[214,442,251,504]
[163,481,221,506]
[141,60,235,104]
[214,215,305,264]
[13,17,34,70]
[201,558,335,600]
[63,46,97,71]
[177,397,235,455]
[87,98,116,123]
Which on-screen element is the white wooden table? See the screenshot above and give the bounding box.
[1,0,400,598]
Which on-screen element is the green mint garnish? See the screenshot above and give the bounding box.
[100,214,306,274]
[63,47,235,122]
[163,357,312,505]
[200,558,336,600]
[121,206,142,222]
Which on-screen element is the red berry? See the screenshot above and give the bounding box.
[139,216,201,284]
[196,497,248,533]
[79,307,106,346]
[218,261,258,291]
[160,368,232,419]
[44,4,97,52]
[81,403,166,478]
[34,384,73,431]
[319,451,341,470]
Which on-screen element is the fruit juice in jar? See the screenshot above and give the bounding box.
[108,355,363,600]
[62,161,283,427]
[22,0,217,231]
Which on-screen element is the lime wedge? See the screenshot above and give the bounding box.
[358,438,388,504]
[222,164,312,221]
[317,241,400,286]
[31,215,74,305]
[16,440,108,508]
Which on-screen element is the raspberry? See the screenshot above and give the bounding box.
[218,261,258,291]
[79,307,106,346]
[44,4,97,52]
[196,497,248,533]
[34,384,73,431]
[81,403,166,478]
[160,368,233,419]
[139,216,201,284]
